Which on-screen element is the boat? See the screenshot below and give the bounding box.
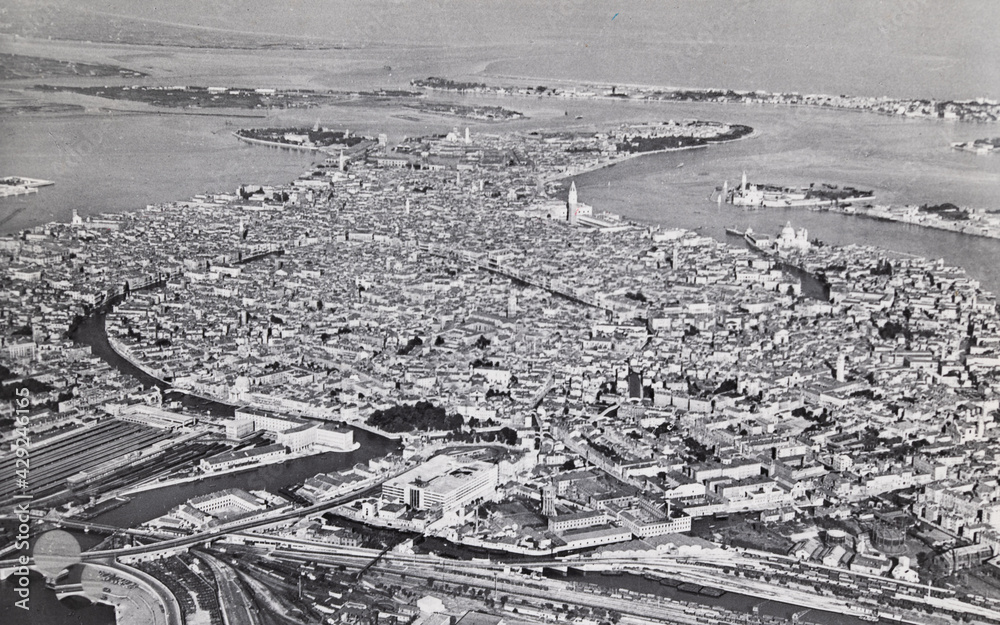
[659,578,681,587]
[643,572,661,581]
[678,583,703,594]
[601,569,624,577]
[699,586,726,598]
[724,227,745,237]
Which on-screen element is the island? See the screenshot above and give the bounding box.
[413,76,1000,123]
[726,175,875,209]
[0,176,55,197]
[31,84,423,110]
[0,52,146,80]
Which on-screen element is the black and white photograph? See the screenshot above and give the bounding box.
[2,2,1000,624]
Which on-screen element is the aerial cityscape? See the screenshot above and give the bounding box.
[2,2,1000,625]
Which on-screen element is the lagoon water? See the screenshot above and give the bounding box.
[3,92,999,291]
[0,110,319,233]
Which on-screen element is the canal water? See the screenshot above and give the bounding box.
[89,433,397,527]
[68,303,401,528]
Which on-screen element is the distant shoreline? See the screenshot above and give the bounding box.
[807,203,1000,242]
[421,74,998,123]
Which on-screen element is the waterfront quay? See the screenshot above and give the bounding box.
[4,116,1000,623]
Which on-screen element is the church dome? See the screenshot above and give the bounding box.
[780,222,795,240]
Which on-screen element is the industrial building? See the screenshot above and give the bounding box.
[381,454,499,512]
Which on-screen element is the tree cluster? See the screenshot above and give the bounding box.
[366,401,462,432]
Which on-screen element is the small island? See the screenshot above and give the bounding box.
[32,84,422,110]
[401,101,524,121]
[0,52,146,80]
[725,174,874,209]
[234,126,373,152]
[615,120,753,153]
[0,176,54,197]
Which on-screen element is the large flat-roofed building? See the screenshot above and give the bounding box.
[548,510,609,533]
[234,406,305,433]
[189,488,264,517]
[316,422,354,450]
[116,404,196,429]
[558,526,633,551]
[276,423,317,452]
[225,417,255,440]
[200,443,285,472]
[382,454,499,512]
[608,499,693,537]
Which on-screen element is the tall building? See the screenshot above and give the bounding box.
[568,181,579,226]
[836,352,846,382]
[542,482,556,517]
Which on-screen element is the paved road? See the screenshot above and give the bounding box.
[197,552,257,625]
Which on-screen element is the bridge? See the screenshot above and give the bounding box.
[51,518,181,539]
[477,259,608,311]
[0,476,390,568]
